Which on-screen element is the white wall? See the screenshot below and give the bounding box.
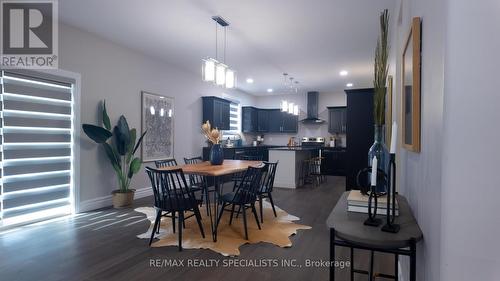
[393,0,500,280]
[251,92,346,145]
[440,0,500,280]
[391,0,446,280]
[58,24,256,208]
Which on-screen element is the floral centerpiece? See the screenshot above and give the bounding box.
[202,121,224,165]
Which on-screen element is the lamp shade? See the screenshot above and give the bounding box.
[225,69,236,88]
[215,63,227,86]
[202,58,216,82]
[281,100,288,112]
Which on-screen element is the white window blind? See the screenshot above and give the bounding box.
[229,101,240,132]
[0,71,75,227]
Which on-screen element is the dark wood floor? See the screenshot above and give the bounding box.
[0,176,395,281]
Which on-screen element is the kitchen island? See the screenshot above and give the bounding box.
[268,147,317,188]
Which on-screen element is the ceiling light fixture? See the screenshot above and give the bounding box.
[202,16,236,89]
[267,88,273,93]
[346,83,353,87]
[246,78,254,84]
[340,70,349,76]
[280,73,301,115]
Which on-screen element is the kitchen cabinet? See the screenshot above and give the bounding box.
[345,88,374,190]
[257,109,269,132]
[241,108,298,133]
[281,112,299,133]
[321,149,347,176]
[328,106,347,134]
[242,107,257,133]
[202,96,231,130]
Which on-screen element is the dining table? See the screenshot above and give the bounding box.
[158,159,262,242]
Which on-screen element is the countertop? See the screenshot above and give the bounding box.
[203,145,347,150]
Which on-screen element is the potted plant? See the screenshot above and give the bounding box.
[201,120,223,165]
[82,101,147,208]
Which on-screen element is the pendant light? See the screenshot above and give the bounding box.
[280,73,301,115]
[202,16,236,89]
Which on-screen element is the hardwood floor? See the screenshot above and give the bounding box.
[0,176,395,281]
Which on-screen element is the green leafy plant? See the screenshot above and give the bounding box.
[82,101,147,193]
[373,9,390,125]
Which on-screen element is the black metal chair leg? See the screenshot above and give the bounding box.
[251,203,261,230]
[242,206,248,240]
[182,212,186,229]
[178,211,184,251]
[235,205,242,218]
[149,210,161,246]
[205,187,210,215]
[268,193,277,217]
[229,204,236,225]
[171,211,176,233]
[369,250,374,281]
[193,207,205,238]
[259,195,264,223]
[216,202,227,228]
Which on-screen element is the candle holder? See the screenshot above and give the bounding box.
[364,183,382,227]
[381,153,400,233]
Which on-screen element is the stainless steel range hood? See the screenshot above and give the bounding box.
[300,91,325,124]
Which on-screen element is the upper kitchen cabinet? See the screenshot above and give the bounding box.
[242,106,257,133]
[328,106,347,134]
[241,108,298,133]
[257,109,270,132]
[202,96,231,130]
[281,112,299,133]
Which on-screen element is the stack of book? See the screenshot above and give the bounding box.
[347,190,399,216]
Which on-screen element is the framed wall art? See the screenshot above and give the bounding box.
[141,91,174,162]
[402,17,421,153]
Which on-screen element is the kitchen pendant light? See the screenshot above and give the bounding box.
[281,100,288,112]
[279,73,300,115]
[293,105,299,116]
[288,102,294,114]
[202,16,237,89]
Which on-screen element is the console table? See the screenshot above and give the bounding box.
[326,192,423,281]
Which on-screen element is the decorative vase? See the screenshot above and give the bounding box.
[111,189,135,208]
[209,144,224,165]
[368,125,390,194]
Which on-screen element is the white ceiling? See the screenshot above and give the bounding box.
[59,0,395,96]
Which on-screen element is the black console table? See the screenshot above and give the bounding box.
[326,192,423,281]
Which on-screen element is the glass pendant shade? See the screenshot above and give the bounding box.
[202,58,216,82]
[293,105,299,116]
[225,69,235,88]
[288,102,294,114]
[281,100,288,112]
[215,63,227,85]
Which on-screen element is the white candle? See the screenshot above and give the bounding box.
[371,156,378,186]
[390,122,398,154]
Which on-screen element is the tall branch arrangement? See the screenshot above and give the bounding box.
[201,120,222,144]
[374,9,390,125]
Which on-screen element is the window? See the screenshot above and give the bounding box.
[228,101,240,132]
[0,71,76,227]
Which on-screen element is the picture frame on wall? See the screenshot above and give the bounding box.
[141,91,174,162]
[401,17,422,153]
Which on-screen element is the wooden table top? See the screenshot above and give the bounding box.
[157,159,262,177]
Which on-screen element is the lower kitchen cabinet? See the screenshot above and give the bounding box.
[321,149,347,176]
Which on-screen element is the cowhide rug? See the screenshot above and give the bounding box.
[136,200,311,256]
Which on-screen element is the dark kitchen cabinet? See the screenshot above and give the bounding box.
[321,149,347,176]
[240,108,298,133]
[268,109,283,132]
[257,109,269,132]
[345,88,374,190]
[282,112,299,133]
[242,107,257,133]
[202,96,231,130]
[328,106,347,134]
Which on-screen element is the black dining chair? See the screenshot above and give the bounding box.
[257,161,279,223]
[183,156,215,214]
[154,158,178,168]
[232,154,263,189]
[145,167,205,251]
[217,165,265,240]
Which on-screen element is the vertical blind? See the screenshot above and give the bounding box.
[0,71,75,226]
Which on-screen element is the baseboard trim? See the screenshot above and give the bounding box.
[78,187,152,213]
